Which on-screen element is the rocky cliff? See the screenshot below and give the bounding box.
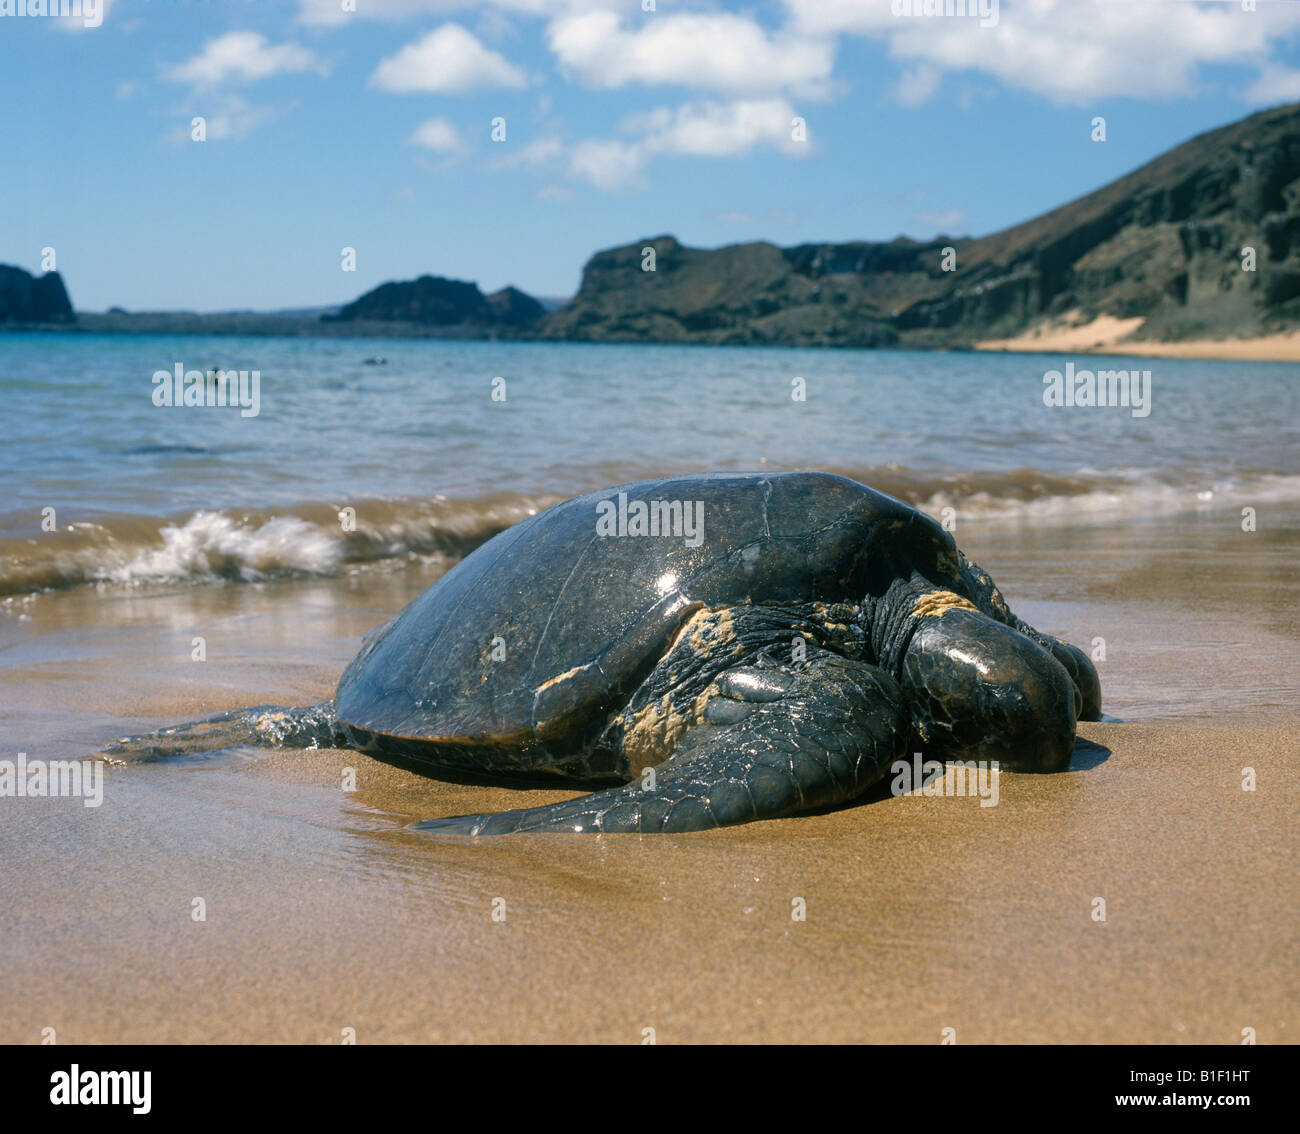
[536,101,1300,348]
[0,264,75,324]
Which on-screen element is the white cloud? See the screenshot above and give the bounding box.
[475,6,520,43]
[202,98,280,141]
[370,23,527,93]
[548,10,834,96]
[623,99,807,158]
[168,95,283,143]
[784,0,900,38]
[1246,65,1300,105]
[297,0,551,28]
[569,97,808,191]
[53,0,113,30]
[569,138,648,191]
[407,116,466,153]
[893,63,941,108]
[784,0,1300,105]
[166,32,324,87]
[299,0,1300,110]
[490,135,566,169]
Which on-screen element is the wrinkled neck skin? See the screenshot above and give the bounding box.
[861,562,996,675]
[863,571,967,676]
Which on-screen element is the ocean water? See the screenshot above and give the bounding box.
[1,331,1296,594]
[3,334,1295,1048]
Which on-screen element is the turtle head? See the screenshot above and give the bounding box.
[954,553,1102,722]
[899,605,1078,773]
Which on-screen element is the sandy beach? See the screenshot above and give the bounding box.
[3,506,1296,1044]
[7,0,1300,1059]
[976,313,1300,362]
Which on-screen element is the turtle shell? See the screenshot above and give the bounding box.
[334,471,952,744]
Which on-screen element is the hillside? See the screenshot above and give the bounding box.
[324,275,544,329]
[535,102,1300,348]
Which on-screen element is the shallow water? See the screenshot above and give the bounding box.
[2,334,1296,742]
[2,335,1297,1043]
[2,333,1296,592]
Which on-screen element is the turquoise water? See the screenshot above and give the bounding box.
[1,332,1296,592]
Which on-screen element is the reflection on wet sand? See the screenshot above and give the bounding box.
[1,508,1296,1042]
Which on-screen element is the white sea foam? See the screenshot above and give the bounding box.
[1,474,1297,596]
[106,512,343,584]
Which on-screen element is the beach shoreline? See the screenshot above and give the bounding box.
[976,313,1300,362]
[2,716,1294,1044]
[2,506,1295,1044]
[7,320,1300,364]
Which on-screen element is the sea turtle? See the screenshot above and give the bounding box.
[108,472,1100,834]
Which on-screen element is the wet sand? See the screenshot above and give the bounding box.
[2,508,1297,1043]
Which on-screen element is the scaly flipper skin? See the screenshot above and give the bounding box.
[413,650,906,835]
[104,702,340,761]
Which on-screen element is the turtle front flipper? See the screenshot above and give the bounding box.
[413,651,906,835]
[104,702,342,761]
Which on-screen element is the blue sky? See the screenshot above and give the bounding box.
[3,0,1300,311]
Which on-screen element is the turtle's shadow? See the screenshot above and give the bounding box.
[831,736,1113,816]
[354,738,1114,824]
[1068,736,1111,771]
[361,747,619,789]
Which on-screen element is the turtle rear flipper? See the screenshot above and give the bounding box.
[413,651,906,835]
[104,701,341,761]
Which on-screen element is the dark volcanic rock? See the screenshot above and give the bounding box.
[534,235,902,347]
[327,275,543,328]
[538,101,1300,347]
[0,264,75,324]
[486,285,545,326]
[326,275,492,325]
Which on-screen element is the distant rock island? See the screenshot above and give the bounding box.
[324,275,544,329]
[10,101,1300,355]
[0,264,74,325]
[69,276,548,338]
[537,101,1300,349]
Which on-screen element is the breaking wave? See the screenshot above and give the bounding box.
[0,493,561,596]
[2,467,1297,596]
